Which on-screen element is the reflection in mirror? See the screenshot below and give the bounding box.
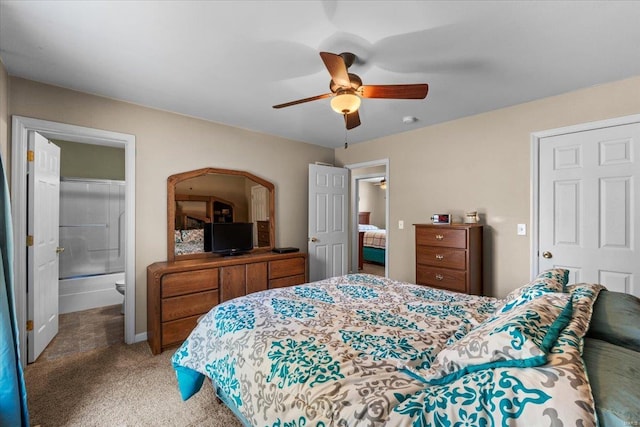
[167,168,275,261]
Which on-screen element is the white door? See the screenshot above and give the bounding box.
[27,132,61,362]
[308,164,349,282]
[538,122,640,296]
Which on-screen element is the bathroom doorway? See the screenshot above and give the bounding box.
[12,116,136,363]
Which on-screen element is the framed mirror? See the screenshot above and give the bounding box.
[167,167,275,261]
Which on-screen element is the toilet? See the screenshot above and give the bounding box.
[115,279,125,314]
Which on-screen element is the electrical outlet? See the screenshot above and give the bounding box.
[398,220,404,230]
[517,224,527,236]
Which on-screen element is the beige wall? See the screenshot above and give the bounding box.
[8,77,334,334]
[358,181,386,229]
[336,76,640,298]
[0,59,8,164]
[54,139,125,180]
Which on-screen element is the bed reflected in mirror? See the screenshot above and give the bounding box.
[167,168,275,261]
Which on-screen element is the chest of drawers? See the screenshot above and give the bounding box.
[414,223,483,295]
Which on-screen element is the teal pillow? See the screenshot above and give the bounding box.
[404,292,573,386]
[587,290,640,352]
[583,337,640,426]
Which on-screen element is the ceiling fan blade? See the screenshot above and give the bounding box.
[272,93,332,109]
[344,111,361,130]
[359,84,429,99]
[320,52,351,88]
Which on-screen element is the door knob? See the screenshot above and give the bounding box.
[56,247,65,254]
[309,237,318,243]
[542,251,553,259]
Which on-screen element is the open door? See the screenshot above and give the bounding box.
[308,164,349,282]
[27,132,61,362]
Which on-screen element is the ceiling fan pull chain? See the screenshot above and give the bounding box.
[343,118,349,149]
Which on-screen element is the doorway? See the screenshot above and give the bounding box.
[346,159,389,277]
[11,116,136,363]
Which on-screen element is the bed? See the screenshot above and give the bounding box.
[171,269,640,426]
[358,211,386,269]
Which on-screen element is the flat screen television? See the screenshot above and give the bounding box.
[204,222,253,256]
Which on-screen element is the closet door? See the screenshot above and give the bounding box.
[538,121,640,296]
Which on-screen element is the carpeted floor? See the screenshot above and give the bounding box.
[24,342,243,426]
[361,262,385,277]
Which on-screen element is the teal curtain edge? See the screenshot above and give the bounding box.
[0,154,30,427]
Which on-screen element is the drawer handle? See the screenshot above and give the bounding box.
[435,254,444,260]
[435,274,444,281]
[435,234,444,240]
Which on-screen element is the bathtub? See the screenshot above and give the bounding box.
[59,272,125,314]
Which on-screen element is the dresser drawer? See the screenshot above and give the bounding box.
[270,274,306,289]
[269,257,305,279]
[416,227,467,248]
[162,290,219,322]
[162,268,219,297]
[416,246,466,270]
[162,315,200,348]
[257,221,269,232]
[416,265,466,293]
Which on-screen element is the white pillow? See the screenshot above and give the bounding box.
[358,224,379,231]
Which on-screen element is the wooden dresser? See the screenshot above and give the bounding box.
[147,251,307,354]
[414,223,483,295]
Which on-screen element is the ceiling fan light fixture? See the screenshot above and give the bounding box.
[331,91,361,114]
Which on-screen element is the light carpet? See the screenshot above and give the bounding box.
[24,342,243,427]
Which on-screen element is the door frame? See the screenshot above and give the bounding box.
[530,113,640,279]
[11,116,136,363]
[345,159,389,276]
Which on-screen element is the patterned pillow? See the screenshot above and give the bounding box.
[496,268,570,314]
[181,229,204,243]
[404,292,573,386]
[535,268,570,290]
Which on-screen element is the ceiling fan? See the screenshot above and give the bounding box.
[272,52,429,130]
[374,178,387,189]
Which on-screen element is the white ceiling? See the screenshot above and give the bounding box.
[1,1,639,149]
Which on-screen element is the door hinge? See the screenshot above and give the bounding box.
[26,235,34,247]
[27,150,34,162]
[26,320,33,331]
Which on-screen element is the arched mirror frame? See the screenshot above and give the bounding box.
[167,167,275,262]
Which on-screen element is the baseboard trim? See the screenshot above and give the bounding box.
[134,332,148,343]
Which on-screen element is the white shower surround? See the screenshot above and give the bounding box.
[58,178,126,313]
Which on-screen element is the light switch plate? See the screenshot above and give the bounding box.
[517,224,527,235]
[398,220,404,230]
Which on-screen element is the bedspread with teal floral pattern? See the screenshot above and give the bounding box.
[172,274,602,426]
